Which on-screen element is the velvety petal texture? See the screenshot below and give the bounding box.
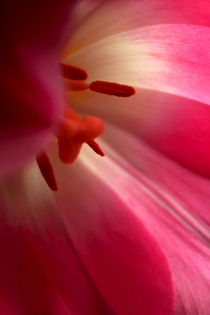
[53,135,210,315]
[53,155,173,315]
[65,0,210,54]
[0,0,76,175]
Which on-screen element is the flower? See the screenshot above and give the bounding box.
[1,0,210,314]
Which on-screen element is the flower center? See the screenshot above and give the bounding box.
[36,64,135,191]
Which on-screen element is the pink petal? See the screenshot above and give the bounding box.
[67,24,210,177]
[52,129,210,314]
[65,0,210,53]
[0,1,77,175]
[0,171,113,315]
[98,128,210,314]
[50,149,173,315]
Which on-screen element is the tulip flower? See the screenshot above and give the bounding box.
[1,0,210,314]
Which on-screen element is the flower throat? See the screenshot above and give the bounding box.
[36,64,135,191]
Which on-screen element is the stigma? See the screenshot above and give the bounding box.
[36,64,135,191]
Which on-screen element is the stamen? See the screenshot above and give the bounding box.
[89,81,135,97]
[61,63,88,80]
[86,139,104,157]
[36,151,58,191]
